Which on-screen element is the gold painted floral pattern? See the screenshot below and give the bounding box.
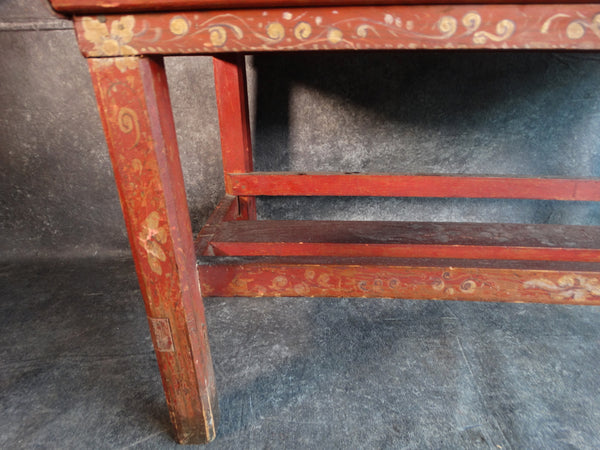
[139,211,168,275]
[525,275,600,301]
[82,15,138,71]
[76,5,600,57]
[226,267,486,299]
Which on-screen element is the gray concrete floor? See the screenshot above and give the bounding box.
[2,257,600,448]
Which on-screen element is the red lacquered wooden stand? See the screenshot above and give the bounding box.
[51,0,600,443]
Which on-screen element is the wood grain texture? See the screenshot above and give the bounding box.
[74,4,600,55]
[88,56,218,444]
[205,220,600,262]
[195,195,239,257]
[228,172,600,200]
[51,0,600,15]
[197,256,600,304]
[213,55,256,219]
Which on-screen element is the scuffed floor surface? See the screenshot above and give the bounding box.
[1,257,600,449]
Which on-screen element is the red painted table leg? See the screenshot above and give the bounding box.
[88,56,218,444]
[213,54,256,220]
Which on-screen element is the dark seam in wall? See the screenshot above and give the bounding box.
[0,19,72,32]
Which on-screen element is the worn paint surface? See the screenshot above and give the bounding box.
[87,56,217,444]
[50,0,600,14]
[205,220,600,262]
[74,5,600,55]
[149,317,175,351]
[198,260,600,304]
[524,275,600,301]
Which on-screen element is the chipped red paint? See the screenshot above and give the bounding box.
[87,56,217,444]
[74,4,600,56]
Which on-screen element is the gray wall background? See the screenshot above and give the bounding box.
[2,0,600,262]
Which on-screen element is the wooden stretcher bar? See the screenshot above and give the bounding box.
[203,220,600,262]
[227,172,600,200]
[195,196,600,304]
[197,256,600,304]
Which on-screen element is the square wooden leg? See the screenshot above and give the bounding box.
[213,54,256,220]
[88,56,218,444]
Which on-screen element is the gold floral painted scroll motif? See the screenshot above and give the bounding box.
[77,6,600,56]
